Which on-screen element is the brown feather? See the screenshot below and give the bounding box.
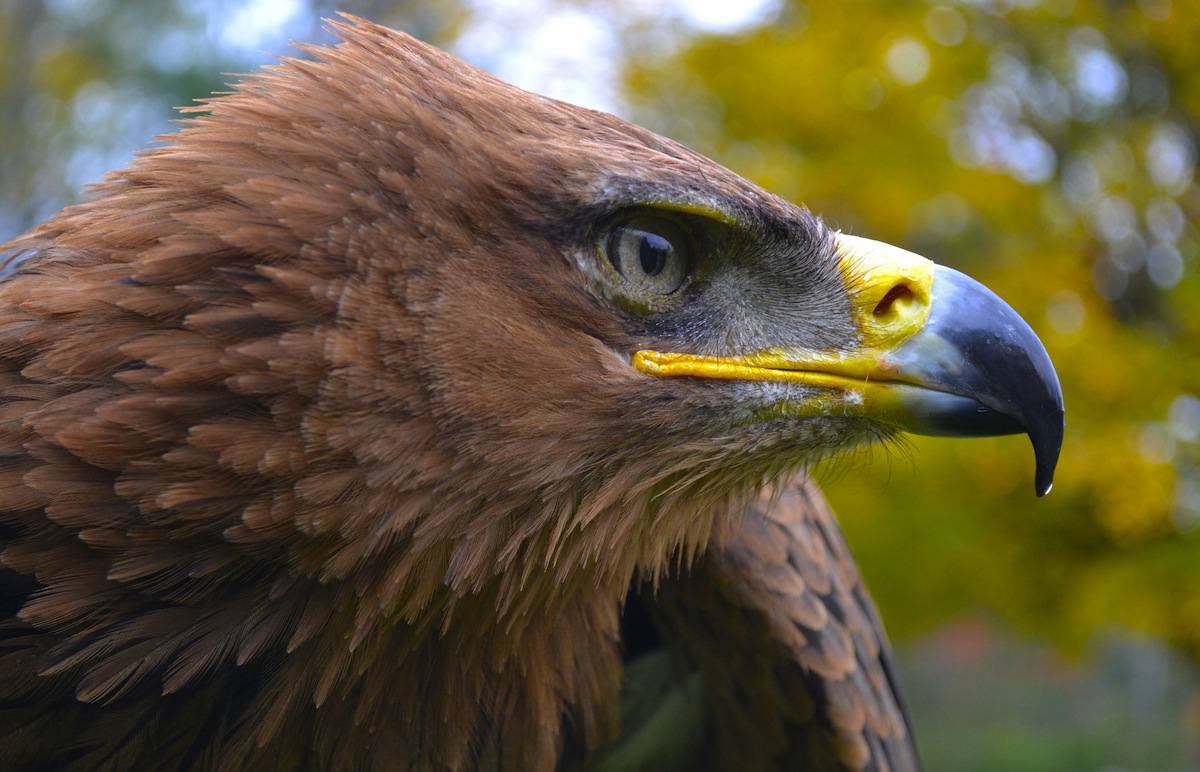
[635,482,915,771]
[0,15,916,771]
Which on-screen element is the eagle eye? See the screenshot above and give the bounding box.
[605,216,692,296]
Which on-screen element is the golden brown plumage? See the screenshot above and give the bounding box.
[0,16,1062,771]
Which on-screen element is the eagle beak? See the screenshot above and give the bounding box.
[633,234,1065,496]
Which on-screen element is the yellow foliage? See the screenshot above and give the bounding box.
[30,45,95,99]
[1088,447,1174,545]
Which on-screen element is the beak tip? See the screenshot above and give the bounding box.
[1031,411,1064,498]
[922,264,1066,500]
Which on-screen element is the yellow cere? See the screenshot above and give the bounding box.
[834,233,935,348]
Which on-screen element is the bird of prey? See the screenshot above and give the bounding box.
[0,16,1062,772]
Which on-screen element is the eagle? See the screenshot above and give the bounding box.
[0,17,1062,772]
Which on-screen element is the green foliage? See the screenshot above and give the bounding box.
[626,0,1200,659]
[898,621,1197,770]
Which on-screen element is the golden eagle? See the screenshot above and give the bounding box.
[0,17,1062,771]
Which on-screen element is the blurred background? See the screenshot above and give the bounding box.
[2,0,1198,767]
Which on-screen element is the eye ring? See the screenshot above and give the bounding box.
[603,216,693,296]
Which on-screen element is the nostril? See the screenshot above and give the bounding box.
[874,284,915,317]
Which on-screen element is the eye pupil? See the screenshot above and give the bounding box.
[603,215,692,297]
[639,234,670,277]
